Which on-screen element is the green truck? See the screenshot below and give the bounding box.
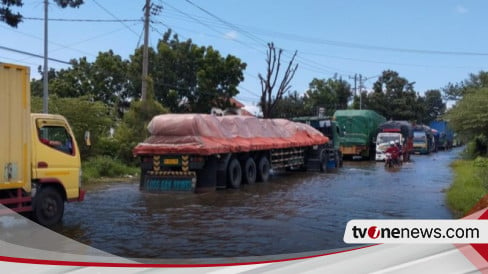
[292,116,343,171]
[333,109,386,160]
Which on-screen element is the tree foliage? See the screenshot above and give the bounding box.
[271,91,311,118]
[303,77,351,116]
[444,88,488,139]
[129,30,246,113]
[442,71,488,101]
[353,70,448,124]
[115,79,168,163]
[1,0,83,27]
[32,51,133,118]
[422,89,446,124]
[259,42,298,118]
[366,70,419,120]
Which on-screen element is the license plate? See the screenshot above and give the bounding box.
[163,158,179,165]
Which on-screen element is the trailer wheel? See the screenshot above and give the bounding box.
[257,156,270,183]
[242,157,257,184]
[227,158,242,189]
[34,186,64,227]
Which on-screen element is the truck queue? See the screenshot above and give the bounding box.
[0,63,457,227]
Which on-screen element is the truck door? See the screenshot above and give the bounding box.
[32,118,80,200]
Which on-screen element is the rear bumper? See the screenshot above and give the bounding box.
[340,145,368,156]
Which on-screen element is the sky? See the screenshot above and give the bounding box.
[2,0,487,113]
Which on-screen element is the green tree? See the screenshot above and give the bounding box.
[115,78,168,163]
[1,0,83,27]
[422,89,446,124]
[31,67,56,97]
[271,91,311,118]
[367,70,419,121]
[443,71,488,101]
[304,78,336,116]
[129,30,246,113]
[304,77,352,116]
[444,88,488,139]
[45,51,132,117]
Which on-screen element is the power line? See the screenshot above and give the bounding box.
[183,0,266,46]
[164,8,488,57]
[162,1,265,56]
[169,2,354,77]
[23,17,142,22]
[0,46,70,64]
[92,0,140,37]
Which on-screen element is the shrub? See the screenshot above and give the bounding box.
[81,156,138,183]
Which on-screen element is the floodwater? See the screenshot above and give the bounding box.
[53,148,461,259]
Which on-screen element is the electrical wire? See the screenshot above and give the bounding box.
[23,17,141,22]
[0,46,71,64]
[92,0,140,37]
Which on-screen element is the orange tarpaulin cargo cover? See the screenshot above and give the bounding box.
[133,114,329,156]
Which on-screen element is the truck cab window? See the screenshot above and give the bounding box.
[38,126,74,155]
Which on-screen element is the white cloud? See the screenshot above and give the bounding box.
[224,30,238,40]
[455,5,468,14]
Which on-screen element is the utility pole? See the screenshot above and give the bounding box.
[43,0,49,113]
[359,74,363,110]
[141,0,150,101]
[349,74,358,97]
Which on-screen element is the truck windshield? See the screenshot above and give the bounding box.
[377,135,400,144]
[413,131,426,142]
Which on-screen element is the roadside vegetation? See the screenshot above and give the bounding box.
[447,158,488,216]
[444,74,488,215]
[81,156,139,184]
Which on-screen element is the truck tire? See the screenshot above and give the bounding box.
[34,186,64,227]
[227,158,242,189]
[242,157,257,184]
[257,156,270,183]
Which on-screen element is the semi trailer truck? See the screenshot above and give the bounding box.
[133,114,332,192]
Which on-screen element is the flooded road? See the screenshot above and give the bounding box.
[53,148,460,259]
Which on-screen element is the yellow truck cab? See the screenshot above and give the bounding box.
[0,63,84,226]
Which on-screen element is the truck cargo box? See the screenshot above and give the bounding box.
[0,63,31,190]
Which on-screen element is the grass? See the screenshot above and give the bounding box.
[447,159,488,217]
[81,156,139,184]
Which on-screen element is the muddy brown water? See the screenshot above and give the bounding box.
[52,148,460,259]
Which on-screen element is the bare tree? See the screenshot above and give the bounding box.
[258,42,298,118]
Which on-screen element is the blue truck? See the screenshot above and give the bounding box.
[412,125,434,154]
[428,120,454,150]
